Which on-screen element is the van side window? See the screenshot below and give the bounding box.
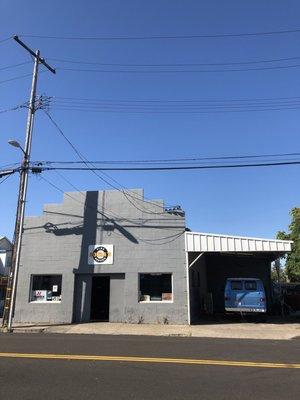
[231,281,242,290]
[244,281,257,291]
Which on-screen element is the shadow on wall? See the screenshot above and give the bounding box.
[40,191,139,322]
[42,199,139,245]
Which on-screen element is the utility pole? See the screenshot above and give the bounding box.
[2,36,55,332]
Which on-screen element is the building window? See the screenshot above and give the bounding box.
[139,273,172,302]
[30,275,62,303]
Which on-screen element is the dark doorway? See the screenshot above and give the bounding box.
[90,276,110,321]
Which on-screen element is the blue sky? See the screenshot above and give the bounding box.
[1,0,300,240]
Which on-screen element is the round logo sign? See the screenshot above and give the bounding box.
[92,246,109,263]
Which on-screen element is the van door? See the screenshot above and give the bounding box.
[225,280,243,310]
[242,280,265,310]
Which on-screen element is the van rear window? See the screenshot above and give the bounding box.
[245,281,257,291]
[231,281,242,290]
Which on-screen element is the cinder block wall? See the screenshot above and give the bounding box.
[14,189,189,325]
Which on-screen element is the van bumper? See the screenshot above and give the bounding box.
[225,307,266,313]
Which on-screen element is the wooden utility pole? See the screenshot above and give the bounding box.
[2,36,55,331]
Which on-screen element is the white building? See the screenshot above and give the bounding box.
[0,236,12,276]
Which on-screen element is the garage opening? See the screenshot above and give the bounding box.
[90,276,110,321]
[185,232,292,324]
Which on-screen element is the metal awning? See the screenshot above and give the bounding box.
[185,231,292,253]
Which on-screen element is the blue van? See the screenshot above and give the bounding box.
[224,278,267,313]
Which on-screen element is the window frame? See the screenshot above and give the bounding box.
[29,274,62,304]
[244,280,258,291]
[138,273,173,303]
[231,280,243,291]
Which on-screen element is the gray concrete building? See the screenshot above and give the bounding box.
[14,189,189,324]
[14,189,292,325]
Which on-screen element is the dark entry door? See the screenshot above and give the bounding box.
[90,276,110,321]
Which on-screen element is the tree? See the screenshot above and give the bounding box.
[277,208,300,282]
[271,259,287,283]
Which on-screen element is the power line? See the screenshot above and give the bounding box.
[0,61,32,71]
[0,162,20,169]
[0,73,34,85]
[39,160,300,171]
[51,170,179,223]
[50,105,300,114]
[19,28,300,40]
[39,174,122,222]
[36,152,300,166]
[0,102,28,114]
[52,94,300,103]
[49,55,300,67]
[57,64,300,73]
[0,36,12,44]
[51,99,300,111]
[43,111,174,212]
[52,99,300,108]
[40,174,185,244]
[0,174,13,185]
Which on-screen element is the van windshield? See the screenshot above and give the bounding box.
[244,281,257,291]
[231,281,242,290]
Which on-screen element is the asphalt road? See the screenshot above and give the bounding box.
[0,333,299,400]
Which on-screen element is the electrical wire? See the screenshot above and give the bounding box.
[0,102,28,114]
[53,95,300,103]
[0,61,32,71]
[0,73,34,85]
[43,111,176,213]
[50,95,300,114]
[50,105,300,114]
[52,99,300,107]
[0,162,20,169]
[18,28,300,40]
[0,174,14,185]
[39,160,300,171]
[57,64,300,73]
[51,170,181,224]
[39,174,185,245]
[0,36,12,44]
[49,55,300,67]
[36,152,300,165]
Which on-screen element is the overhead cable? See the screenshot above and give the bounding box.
[52,94,300,103]
[0,36,12,44]
[18,28,300,40]
[49,55,300,67]
[0,174,13,185]
[57,64,300,73]
[0,102,28,114]
[40,174,184,243]
[39,160,300,171]
[50,105,300,114]
[0,61,32,71]
[0,73,34,85]
[43,111,175,212]
[36,152,300,166]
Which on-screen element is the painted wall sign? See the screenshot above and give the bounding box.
[88,245,114,265]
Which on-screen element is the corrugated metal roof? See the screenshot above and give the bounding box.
[185,231,292,253]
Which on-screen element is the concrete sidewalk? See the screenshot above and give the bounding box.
[10,320,300,340]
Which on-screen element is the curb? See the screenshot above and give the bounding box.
[12,327,46,334]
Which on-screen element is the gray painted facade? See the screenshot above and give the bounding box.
[14,189,189,325]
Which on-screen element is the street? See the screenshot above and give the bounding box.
[0,333,299,399]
